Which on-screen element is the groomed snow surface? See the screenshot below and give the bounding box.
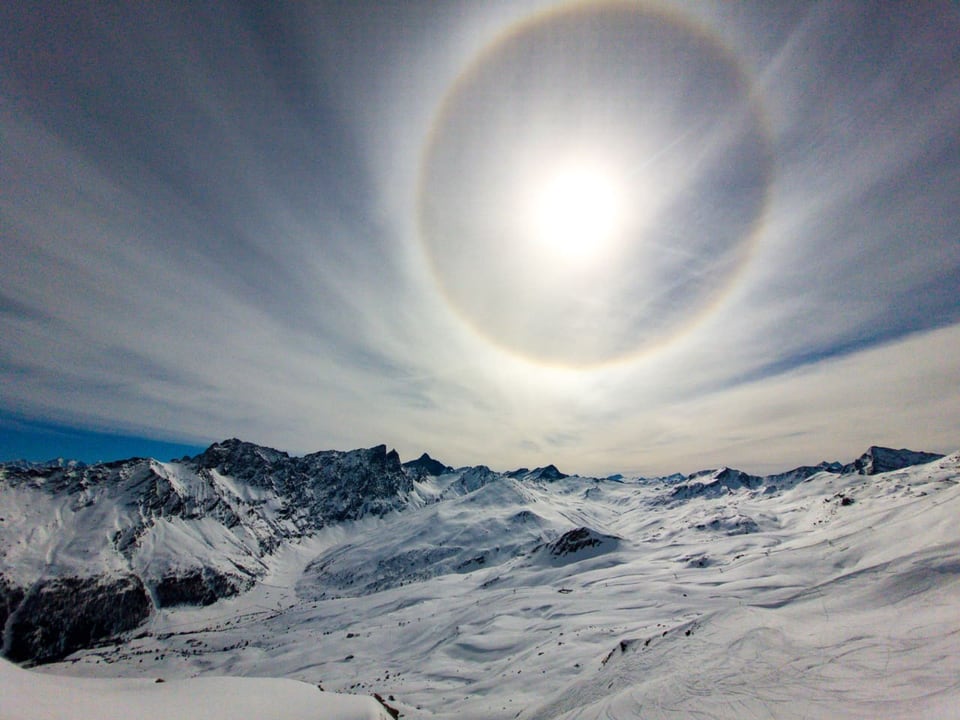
[3,451,960,719]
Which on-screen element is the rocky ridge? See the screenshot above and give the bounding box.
[0,439,414,664]
[0,442,944,665]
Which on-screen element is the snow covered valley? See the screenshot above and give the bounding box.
[2,443,959,719]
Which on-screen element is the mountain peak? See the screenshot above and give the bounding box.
[192,439,289,476]
[843,446,944,475]
[531,464,568,481]
[506,464,569,481]
[402,452,453,477]
[351,444,403,473]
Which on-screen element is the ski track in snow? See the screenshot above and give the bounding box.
[3,452,959,719]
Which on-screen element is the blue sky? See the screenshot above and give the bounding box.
[1,1,958,475]
[0,414,205,465]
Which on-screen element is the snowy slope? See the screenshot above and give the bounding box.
[2,443,958,719]
[0,657,391,720]
[0,441,416,661]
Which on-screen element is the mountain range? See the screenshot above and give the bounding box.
[0,440,957,719]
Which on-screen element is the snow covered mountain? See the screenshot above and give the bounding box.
[1,441,957,719]
[0,439,416,663]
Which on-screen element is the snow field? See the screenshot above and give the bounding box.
[1,657,391,720]
[17,453,960,719]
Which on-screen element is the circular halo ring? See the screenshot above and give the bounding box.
[417,0,775,370]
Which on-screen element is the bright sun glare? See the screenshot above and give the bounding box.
[527,161,625,262]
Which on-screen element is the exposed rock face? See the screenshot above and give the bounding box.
[694,514,760,535]
[402,453,453,478]
[842,446,944,475]
[0,440,946,666]
[0,439,414,665]
[297,444,411,523]
[446,465,501,495]
[3,575,150,664]
[529,465,568,481]
[153,569,252,608]
[666,447,944,501]
[0,576,25,640]
[670,468,763,500]
[192,439,290,479]
[547,527,621,560]
[507,465,569,481]
[191,439,413,525]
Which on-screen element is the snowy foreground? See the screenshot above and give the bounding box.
[0,657,390,719]
[4,449,960,719]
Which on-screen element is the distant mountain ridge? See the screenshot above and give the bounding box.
[0,440,945,665]
[840,445,943,475]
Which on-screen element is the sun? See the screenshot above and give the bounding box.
[526,159,626,262]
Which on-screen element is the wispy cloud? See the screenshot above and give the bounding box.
[1,1,958,473]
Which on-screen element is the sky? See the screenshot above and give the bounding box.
[1,0,959,476]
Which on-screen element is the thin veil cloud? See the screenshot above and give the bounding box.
[1,1,958,473]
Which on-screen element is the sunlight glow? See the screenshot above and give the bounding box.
[526,160,625,262]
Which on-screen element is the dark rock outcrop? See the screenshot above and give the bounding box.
[402,453,453,478]
[547,527,621,561]
[3,575,151,664]
[0,438,418,664]
[0,576,25,640]
[841,446,943,475]
[507,465,568,481]
[152,569,252,608]
[530,464,568,481]
[192,438,290,485]
[190,440,413,526]
[693,514,760,535]
[0,439,945,667]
